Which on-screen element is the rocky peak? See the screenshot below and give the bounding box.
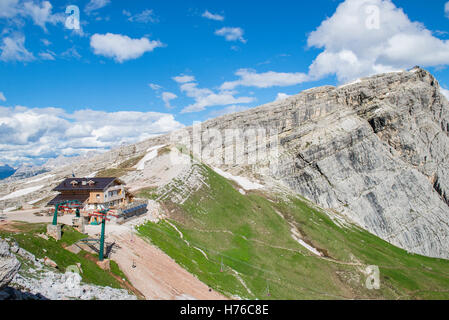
[182,67,449,259]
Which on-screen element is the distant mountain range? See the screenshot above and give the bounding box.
[0,152,100,182]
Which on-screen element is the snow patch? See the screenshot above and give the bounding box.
[290,226,322,256]
[0,185,44,201]
[136,145,166,171]
[28,196,47,205]
[213,167,264,191]
[86,171,98,178]
[24,174,54,184]
[338,79,362,88]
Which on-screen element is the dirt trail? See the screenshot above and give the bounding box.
[109,231,227,300]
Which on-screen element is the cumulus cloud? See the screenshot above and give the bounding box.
[0,0,19,18]
[23,0,64,31]
[0,92,6,102]
[173,75,196,83]
[125,9,158,23]
[275,93,291,101]
[441,87,449,100]
[0,0,64,31]
[0,106,183,165]
[307,0,449,83]
[202,10,224,21]
[0,34,34,62]
[162,92,177,109]
[221,69,308,90]
[174,75,255,113]
[90,33,164,63]
[215,27,246,43]
[445,2,449,18]
[85,0,110,14]
[211,0,449,93]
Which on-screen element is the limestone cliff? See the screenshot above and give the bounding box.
[197,67,449,259]
[2,67,448,260]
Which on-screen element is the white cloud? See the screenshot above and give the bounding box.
[215,27,246,43]
[85,0,110,14]
[41,38,51,46]
[307,0,449,83]
[276,93,291,101]
[0,0,19,18]
[173,75,196,83]
[0,92,6,102]
[0,1,64,33]
[221,69,308,90]
[162,92,177,109]
[90,33,164,63]
[441,87,449,100]
[61,47,81,60]
[38,50,55,60]
[202,10,224,21]
[445,2,449,18]
[23,0,64,31]
[176,76,255,113]
[0,34,34,62]
[0,106,183,165]
[126,9,158,23]
[149,83,162,90]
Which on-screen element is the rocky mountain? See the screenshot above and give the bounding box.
[2,153,100,183]
[2,67,449,299]
[0,238,136,300]
[1,67,448,261]
[5,165,50,182]
[190,66,449,260]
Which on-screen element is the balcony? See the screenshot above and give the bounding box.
[107,185,124,192]
[104,194,124,203]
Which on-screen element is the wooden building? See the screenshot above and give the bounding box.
[48,177,133,209]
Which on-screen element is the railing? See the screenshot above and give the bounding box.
[114,200,148,224]
[106,185,124,192]
[104,194,125,202]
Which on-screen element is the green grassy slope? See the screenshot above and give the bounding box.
[0,222,127,289]
[137,165,449,300]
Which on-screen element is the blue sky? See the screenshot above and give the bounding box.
[1,0,449,166]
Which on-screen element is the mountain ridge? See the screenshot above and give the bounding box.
[1,67,448,260]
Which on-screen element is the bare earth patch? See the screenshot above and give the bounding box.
[109,231,227,300]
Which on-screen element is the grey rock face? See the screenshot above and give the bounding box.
[0,240,135,300]
[0,239,21,289]
[189,67,449,259]
[2,68,447,260]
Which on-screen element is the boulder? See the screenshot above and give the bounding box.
[43,257,58,269]
[0,239,21,290]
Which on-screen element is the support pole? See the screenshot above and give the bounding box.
[52,204,59,226]
[99,217,106,261]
